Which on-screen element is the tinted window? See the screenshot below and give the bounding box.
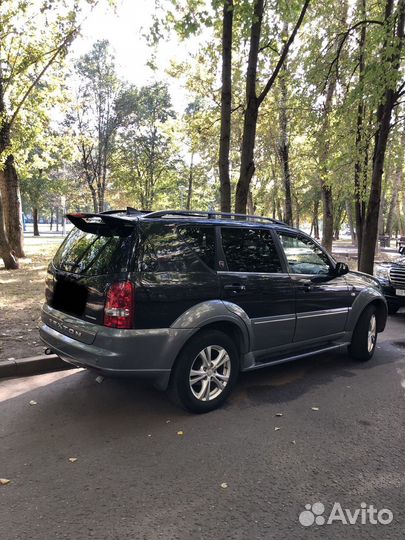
[141,224,205,273]
[178,226,215,269]
[53,228,133,275]
[221,227,283,273]
[278,233,331,275]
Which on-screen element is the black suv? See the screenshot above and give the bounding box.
[40,209,387,413]
[374,254,405,314]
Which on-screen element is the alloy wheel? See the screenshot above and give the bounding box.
[189,345,231,402]
[367,314,377,353]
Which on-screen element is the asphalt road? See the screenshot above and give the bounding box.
[1,315,404,540]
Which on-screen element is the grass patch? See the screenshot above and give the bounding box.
[0,235,64,361]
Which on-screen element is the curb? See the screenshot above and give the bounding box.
[0,354,74,379]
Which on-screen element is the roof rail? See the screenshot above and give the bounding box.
[143,209,286,225]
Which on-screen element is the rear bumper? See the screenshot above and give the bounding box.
[40,304,194,389]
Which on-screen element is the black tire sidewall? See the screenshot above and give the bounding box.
[349,305,378,361]
[171,330,239,413]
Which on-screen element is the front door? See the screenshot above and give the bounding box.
[219,226,295,352]
[277,231,350,342]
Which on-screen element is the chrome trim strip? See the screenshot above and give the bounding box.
[297,307,349,320]
[253,314,296,325]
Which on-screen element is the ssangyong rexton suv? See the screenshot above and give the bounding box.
[40,209,387,413]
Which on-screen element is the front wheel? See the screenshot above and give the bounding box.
[348,305,378,362]
[168,329,239,413]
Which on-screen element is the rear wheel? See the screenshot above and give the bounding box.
[348,305,378,362]
[168,329,239,413]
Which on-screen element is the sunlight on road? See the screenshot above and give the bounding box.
[0,369,81,403]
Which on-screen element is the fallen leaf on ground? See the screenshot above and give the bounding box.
[165,420,171,423]
[0,479,11,485]
[311,407,320,411]
[220,482,228,489]
[275,413,283,417]
[291,440,296,445]
[29,400,37,406]
[177,431,184,436]
[274,427,281,431]
[68,458,78,463]
[95,376,104,384]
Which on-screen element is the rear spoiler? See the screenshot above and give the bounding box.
[66,212,137,235]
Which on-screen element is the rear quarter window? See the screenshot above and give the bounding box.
[177,225,215,269]
[140,224,214,273]
[53,227,134,275]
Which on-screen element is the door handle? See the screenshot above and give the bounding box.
[303,284,312,292]
[224,283,246,292]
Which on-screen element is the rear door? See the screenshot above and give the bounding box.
[277,230,350,342]
[134,223,220,328]
[219,226,295,352]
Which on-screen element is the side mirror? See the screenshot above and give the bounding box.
[335,262,349,276]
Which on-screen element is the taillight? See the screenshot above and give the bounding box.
[103,281,134,329]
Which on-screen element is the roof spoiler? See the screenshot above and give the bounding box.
[66,212,137,234]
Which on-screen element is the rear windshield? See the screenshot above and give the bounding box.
[53,227,134,275]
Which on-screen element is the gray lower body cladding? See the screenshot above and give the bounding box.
[40,304,194,389]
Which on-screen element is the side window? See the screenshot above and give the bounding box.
[141,225,192,272]
[177,225,215,269]
[278,232,331,275]
[141,224,208,273]
[221,227,283,273]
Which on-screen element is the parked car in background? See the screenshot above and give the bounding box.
[374,254,405,314]
[40,209,388,413]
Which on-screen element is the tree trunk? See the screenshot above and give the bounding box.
[235,0,263,214]
[346,200,356,244]
[186,152,194,210]
[354,0,367,262]
[235,0,310,214]
[219,0,233,213]
[33,208,40,236]
[359,0,405,274]
[318,2,348,253]
[56,206,59,232]
[402,190,405,236]
[247,190,255,214]
[386,125,404,242]
[312,200,320,239]
[0,192,18,269]
[278,42,293,226]
[50,208,53,231]
[97,185,104,213]
[319,65,337,252]
[0,155,25,257]
[318,77,336,252]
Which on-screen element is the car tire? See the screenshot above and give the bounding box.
[388,304,400,315]
[168,329,239,413]
[348,305,378,362]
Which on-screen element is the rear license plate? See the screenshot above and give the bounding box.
[52,279,88,316]
[396,289,405,297]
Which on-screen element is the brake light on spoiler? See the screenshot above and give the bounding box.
[104,281,134,329]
